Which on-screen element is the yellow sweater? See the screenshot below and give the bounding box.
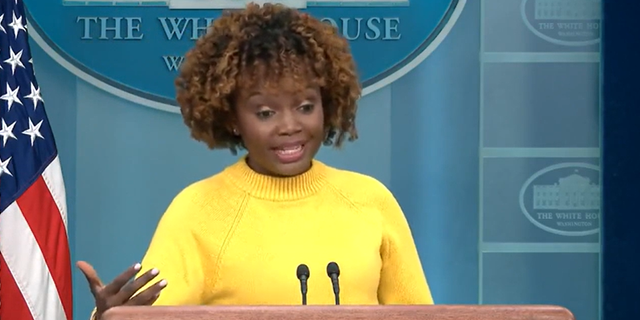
[132,156,433,307]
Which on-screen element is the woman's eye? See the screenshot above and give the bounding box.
[256,110,275,119]
[299,104,314,113]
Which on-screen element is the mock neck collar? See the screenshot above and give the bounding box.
[223,155,329,201]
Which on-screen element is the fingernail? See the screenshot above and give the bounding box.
[159,279,168,287]
[150,268,159,276]
[133,263,141,270]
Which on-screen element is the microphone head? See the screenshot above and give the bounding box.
[326,261,340,277]
[297,264,310,280]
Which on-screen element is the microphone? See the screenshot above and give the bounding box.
[296,264,310,305]
[326,261,340,305]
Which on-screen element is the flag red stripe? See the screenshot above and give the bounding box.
[16,176,73,320]
[0,252,34,320]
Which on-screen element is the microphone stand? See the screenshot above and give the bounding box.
[326,262,341,305]
[297,264,310,305]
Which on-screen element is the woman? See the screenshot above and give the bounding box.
[77,3,433,319]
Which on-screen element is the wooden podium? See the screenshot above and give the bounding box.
[102,305,576,320]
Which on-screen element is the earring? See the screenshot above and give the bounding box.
[233,128,239,135]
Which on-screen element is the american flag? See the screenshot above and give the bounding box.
[0,0,74,319]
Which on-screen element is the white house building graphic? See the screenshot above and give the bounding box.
[532,0,600,20]
[63,0,410,8]
[532,173,600,211]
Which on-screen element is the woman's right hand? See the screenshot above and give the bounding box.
[76,261,168,320]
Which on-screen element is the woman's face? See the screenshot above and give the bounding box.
[233,75,325,177]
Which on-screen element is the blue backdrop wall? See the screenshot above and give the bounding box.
[22,0,602,319]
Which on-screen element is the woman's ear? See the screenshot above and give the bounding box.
[227,113,240,136]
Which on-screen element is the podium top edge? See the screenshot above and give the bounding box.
[103,304,576,320]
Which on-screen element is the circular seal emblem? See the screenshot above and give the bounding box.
[521,0,601,46]
[519,162,600,237]
[24,0,466,113]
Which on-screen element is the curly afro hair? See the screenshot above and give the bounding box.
[175,2,362,154]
